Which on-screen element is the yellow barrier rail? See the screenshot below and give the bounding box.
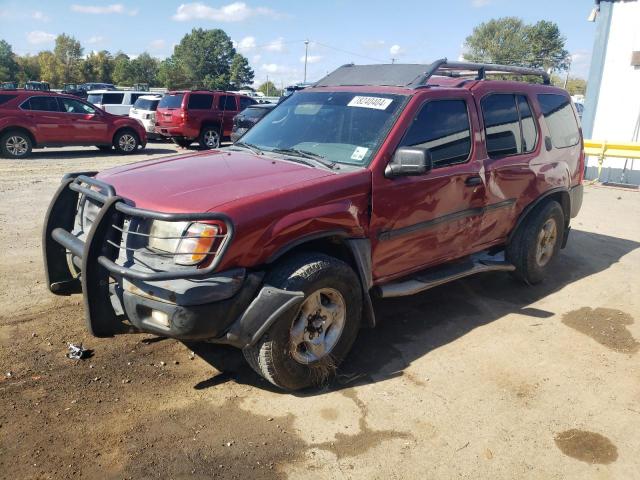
[584,139,640,181]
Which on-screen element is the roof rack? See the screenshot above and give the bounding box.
[314,59,551,89]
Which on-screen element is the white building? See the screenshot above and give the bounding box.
[583,0,640,184]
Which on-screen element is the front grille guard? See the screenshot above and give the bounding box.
[44,173,235,283]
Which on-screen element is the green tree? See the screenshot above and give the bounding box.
[172,28,237,88]
[463,17,569,73]
[112,52,134,85]
[38,51,60,86]
[0,39,19,82]
[82,50,114,83]
[16,55,41,83]
[551,74,587,96]
[229,53,254,89]
[130,52,159,85]
[157,58,189,89]
[53,34,83,84]
[257,80,281,96]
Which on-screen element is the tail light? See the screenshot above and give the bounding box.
[180,111,188,124]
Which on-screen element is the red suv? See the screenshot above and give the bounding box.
[44,60,584,391]
[0,90,146,159]
[155,90,256,148]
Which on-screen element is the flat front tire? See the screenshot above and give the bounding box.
[243,253,362,391]
[507,200,565,284]
[1,131,32,159]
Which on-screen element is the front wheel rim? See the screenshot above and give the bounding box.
[119,134,136,152]
[290,288,346,364]
[204,130,219,147]
[535,218,558,267]
[6,136,28,156]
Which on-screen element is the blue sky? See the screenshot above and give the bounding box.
[0,0,596,86]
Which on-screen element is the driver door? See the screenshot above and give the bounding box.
[370,92,486,283]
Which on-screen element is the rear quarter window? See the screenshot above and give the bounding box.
[187,93,214,110]
[537,94,580,148]
[0,94,17,105]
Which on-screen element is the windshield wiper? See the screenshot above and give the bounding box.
[271,148,336,169]
[233,141,263,155]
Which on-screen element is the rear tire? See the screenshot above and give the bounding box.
[1,130,32,159]
[507,200,565,284]
[113,129,139,154]
[198,125,221,149]
[243,253,362,391]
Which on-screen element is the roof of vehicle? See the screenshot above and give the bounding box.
[313,59,553,93]
[164,90,249,96]
[87,89,153,94]
[137,94,163,100]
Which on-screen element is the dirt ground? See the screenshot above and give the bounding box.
[1,145,639,480]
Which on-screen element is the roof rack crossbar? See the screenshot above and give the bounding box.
[410,58,551,87]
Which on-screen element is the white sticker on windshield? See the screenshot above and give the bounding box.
[348,96,393,110]
[351,146,369,161]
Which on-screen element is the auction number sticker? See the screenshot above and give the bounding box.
[347,96,393,110]
[351,146,369,161]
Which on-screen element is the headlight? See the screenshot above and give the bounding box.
[148,221,218,266]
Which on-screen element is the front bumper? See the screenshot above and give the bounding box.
[43,174,304,345]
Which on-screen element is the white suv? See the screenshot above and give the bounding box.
[129,95,163,139]
[87,90,156,116]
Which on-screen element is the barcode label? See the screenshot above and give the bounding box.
[347,96,393,110]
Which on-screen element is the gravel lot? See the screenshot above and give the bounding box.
[1,145,639,479]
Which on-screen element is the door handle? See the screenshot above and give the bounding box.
[465,175,483,186]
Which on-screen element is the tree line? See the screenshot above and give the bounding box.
[0,28,254,90]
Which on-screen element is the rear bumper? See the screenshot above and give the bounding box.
[43,174,304,345]
[155,125,198,139]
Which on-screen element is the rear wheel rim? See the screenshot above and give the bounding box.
[119,134,136,152]
[203,130,219,148]
[535,218,558,267]
[6,136,28,156]
[290,288,346,364]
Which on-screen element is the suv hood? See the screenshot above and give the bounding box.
[97,149,335,212]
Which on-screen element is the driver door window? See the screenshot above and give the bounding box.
[58,97,96,115]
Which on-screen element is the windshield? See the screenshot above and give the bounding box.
[240,91,406,166]
[158,94,184,109]
[134,98,160,111]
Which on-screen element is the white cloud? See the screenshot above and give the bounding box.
[300,55,322,64]
[362,40,386,50]
[252,54,262,62]
[389,44,404,56]
[26,31,56,45]
[149,39,166,50]
[88,35,105,44]
[71,4,138,15]
[261,63,280,74]
[263,37,285,52]
[236,36,256,52]
[471,0,492,7]
[32,11,49,21]
[172,2,280,22]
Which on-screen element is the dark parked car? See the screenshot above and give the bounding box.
[62,83,88,99]
[0,90,147,158]
[155,90,257,148]
[43,60,584,391]
[230,103,276,142]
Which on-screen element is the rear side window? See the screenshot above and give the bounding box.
[158,94,184,109]
[218,95,237,111]
[0,94,17,105]
[187,93,213,110]
[101,93,125,104]
[239,96,256,110]
[22,96,60,112]
[537,94,580,148]
[400,99,471,168]
[482,94,537,158]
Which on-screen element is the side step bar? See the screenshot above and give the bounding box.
[378,252,515,298]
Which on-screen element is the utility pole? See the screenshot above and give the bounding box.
[266,74,270,96]
[303,39,309,83]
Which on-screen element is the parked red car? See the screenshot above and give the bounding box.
[155,90,256,148]
[0,90,147,159]
[44,60,584,391]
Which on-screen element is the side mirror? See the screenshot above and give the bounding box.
[385,147,432,178]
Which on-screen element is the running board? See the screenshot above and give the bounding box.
[377,252,515,298]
